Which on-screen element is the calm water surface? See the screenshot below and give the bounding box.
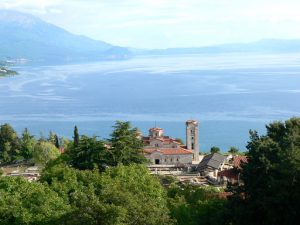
[1,53,300,152]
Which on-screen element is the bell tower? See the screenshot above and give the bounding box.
[186,120,200,161]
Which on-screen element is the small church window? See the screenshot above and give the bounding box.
[177,158,179,162]
[192,143,194,150]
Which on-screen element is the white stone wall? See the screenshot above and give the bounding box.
[145,152,193,165]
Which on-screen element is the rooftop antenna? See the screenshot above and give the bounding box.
[154,121,157,128]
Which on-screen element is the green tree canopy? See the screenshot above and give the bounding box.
[210,146,220,154]
[230,117,300,225]
[33,141,60,165]
[20,128,36,160]
[100,164,171,225]
[40,164,171,225]
[68,135,108,170]
[0,176,69,225]
[0,123,20,163]
[167,183,229,225]
[108,121,146,166]
[228,146,239,155]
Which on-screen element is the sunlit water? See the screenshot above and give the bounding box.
[1,53,300,152]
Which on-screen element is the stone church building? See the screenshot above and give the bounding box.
[143,120,200,165]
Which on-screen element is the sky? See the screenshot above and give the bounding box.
[1,0,300,48]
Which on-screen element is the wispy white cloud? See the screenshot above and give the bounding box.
[1,0,300,48]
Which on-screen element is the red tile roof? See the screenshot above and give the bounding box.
[142,136,182,145]
[144,148,193,155]
[233,156,248,169]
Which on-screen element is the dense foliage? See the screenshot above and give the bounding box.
[0,118,299,225]
[210,146,220,153]
[0,164,172,225]
[0,124,61,165]
[108,121,147,166]
[228,146,239,154]
[229,117,300,225]
[0,176,68,225]
[165,182,229,225]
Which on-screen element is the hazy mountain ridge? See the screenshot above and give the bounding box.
[0,10,131,64]
[135,39,300,56]
[1,10,300,65]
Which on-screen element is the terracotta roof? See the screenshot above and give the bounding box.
[144,148,193,155]
[143,136,181,145]
[233,156,248,169]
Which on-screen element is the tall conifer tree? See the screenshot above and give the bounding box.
[73,126,79,147]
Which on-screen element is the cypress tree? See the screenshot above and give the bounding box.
[73,126,79,147]
[54,134,60,149]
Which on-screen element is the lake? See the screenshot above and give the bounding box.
[1,53,300,152]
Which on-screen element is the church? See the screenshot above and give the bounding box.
[142,120,200,165]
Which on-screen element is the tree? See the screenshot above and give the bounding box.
[0,123,20,163]
[210,146,220,154]
[166,183,229,225]
[73,126,79,147]
[108,121,146,166]
[0,176,69,225]
[33,141,60,165]
[54,134,60,148]
[48,131,56,144]
[40,164,122,225]
[40,164,172,225]
[228,146,239,155]
[100,164,172,225]
[20,128,35,160]
[68,135,108,170]
[230,118,300,225]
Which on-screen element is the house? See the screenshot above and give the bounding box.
[4,166,40,182]
[197,153,226,178]
[218,155,248,185]
[25,166,39,174]
[143,120,200,165]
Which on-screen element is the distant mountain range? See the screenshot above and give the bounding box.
[137,39,300,56]
[0,10,131,64]
[1,10,300,65]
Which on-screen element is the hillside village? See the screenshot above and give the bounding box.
[142,120,247,187]
[2,120,247,188]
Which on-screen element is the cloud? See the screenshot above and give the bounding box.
[1,0,300,48]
